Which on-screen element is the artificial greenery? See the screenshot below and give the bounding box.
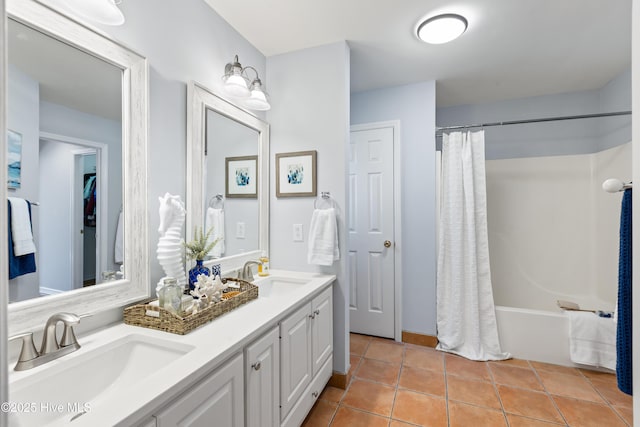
[184,226,220,260]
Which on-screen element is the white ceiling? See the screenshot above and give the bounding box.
[8,18,122,122]
[204,0,632,107]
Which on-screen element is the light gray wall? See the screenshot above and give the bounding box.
[437,70,631,160]
[7,64,41,302]
[351,82,438,336]
[266,42,351,374]
[102,0,266,287]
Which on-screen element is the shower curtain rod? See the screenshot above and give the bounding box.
[435,110,632,134]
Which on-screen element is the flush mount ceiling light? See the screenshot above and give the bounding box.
[222,55,271,111]
[62,0,125,26]
[417,13,468,44]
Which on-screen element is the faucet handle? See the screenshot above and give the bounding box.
[9,332,39,369]
[60,324,80,348]
[60,313,83,349]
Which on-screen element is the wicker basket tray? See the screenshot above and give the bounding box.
[123,278,258,335]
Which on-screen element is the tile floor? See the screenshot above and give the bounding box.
[301,333,633,427]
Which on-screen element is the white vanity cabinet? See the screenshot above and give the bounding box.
[280,287,333,427]
[154,353,244,427]
[245,326,280,427]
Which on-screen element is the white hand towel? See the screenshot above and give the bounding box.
[8,197,36,256]
[206,207,225,258]
[114,210,124,264]
[568,311,616,370]
[307,208,339,266]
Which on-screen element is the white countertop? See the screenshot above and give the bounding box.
[7,270,335,427]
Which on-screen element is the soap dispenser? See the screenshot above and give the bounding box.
[258,251,270,277]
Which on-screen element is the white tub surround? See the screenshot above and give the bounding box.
[7,270,335,427]
[487,143,630,313]
[496,306,617,369]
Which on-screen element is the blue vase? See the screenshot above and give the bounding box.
[188,259,210,292]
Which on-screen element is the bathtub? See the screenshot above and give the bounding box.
[495,306,582,367]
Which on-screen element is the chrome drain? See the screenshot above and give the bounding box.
[70,411,87,422]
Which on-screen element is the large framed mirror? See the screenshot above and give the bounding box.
[7,0,148,335]
[187,82,268,274]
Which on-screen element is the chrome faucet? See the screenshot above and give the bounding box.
[239,260,262,282]
[9,312,82,371]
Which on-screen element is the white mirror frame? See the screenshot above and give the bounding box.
[1,0,9,421]
[7,0,149,335]
[187,81,269,274]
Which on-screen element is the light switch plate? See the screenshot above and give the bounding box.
[293,224,303,242]
[236,222,245,239]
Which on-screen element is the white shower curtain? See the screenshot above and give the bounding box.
[436,130,510,361]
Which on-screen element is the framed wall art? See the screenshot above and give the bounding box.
[7,130,22,189]
[225,155,258,198]
[276,150,317,197]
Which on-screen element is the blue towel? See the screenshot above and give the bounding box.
[8,200,36,280]
[616,188,632,395]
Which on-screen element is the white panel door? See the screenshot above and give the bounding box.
[311,287,333,376]
[349,127,395,338]
[245,326,280,427]
[279,302,312,421]
[154,353,244,427]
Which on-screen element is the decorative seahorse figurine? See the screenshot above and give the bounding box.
[157,193,187,287]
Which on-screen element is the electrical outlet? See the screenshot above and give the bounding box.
[236,222,245,239]
[293,224,303,242]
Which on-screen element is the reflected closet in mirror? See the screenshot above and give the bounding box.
[187,82,269,274]
[7,0,148,335]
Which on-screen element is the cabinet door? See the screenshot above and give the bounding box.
[279,302,312,421]
[312,287,333,376]
[245,326,280,427]
[154,353,244,427]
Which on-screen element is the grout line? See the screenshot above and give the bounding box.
[584,384,631,427]
[529,362,570,426]
[443,353,451,427]
[485,360,511,426]
[610,405,633,427]
[386,345,403,425]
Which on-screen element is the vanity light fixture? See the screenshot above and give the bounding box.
[62,0,125,26]
[417,13,468,44]
[222,55,271,111]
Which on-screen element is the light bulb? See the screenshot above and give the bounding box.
[223,73,250,98]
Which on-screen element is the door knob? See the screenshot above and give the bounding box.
[384,240,392,248]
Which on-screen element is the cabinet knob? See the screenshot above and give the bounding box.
[312,391,319,398]
[252,361,261,371]
[309,314,316,319]
[314,309,320,316]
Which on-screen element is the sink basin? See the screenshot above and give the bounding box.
[254,276,311,298]
[9,334,194,426]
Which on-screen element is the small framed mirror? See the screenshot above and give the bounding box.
[187,82,269,274]
[6,0,148,335]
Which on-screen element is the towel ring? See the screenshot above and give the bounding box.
[314,192,336,210]
[209,194,224,209]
